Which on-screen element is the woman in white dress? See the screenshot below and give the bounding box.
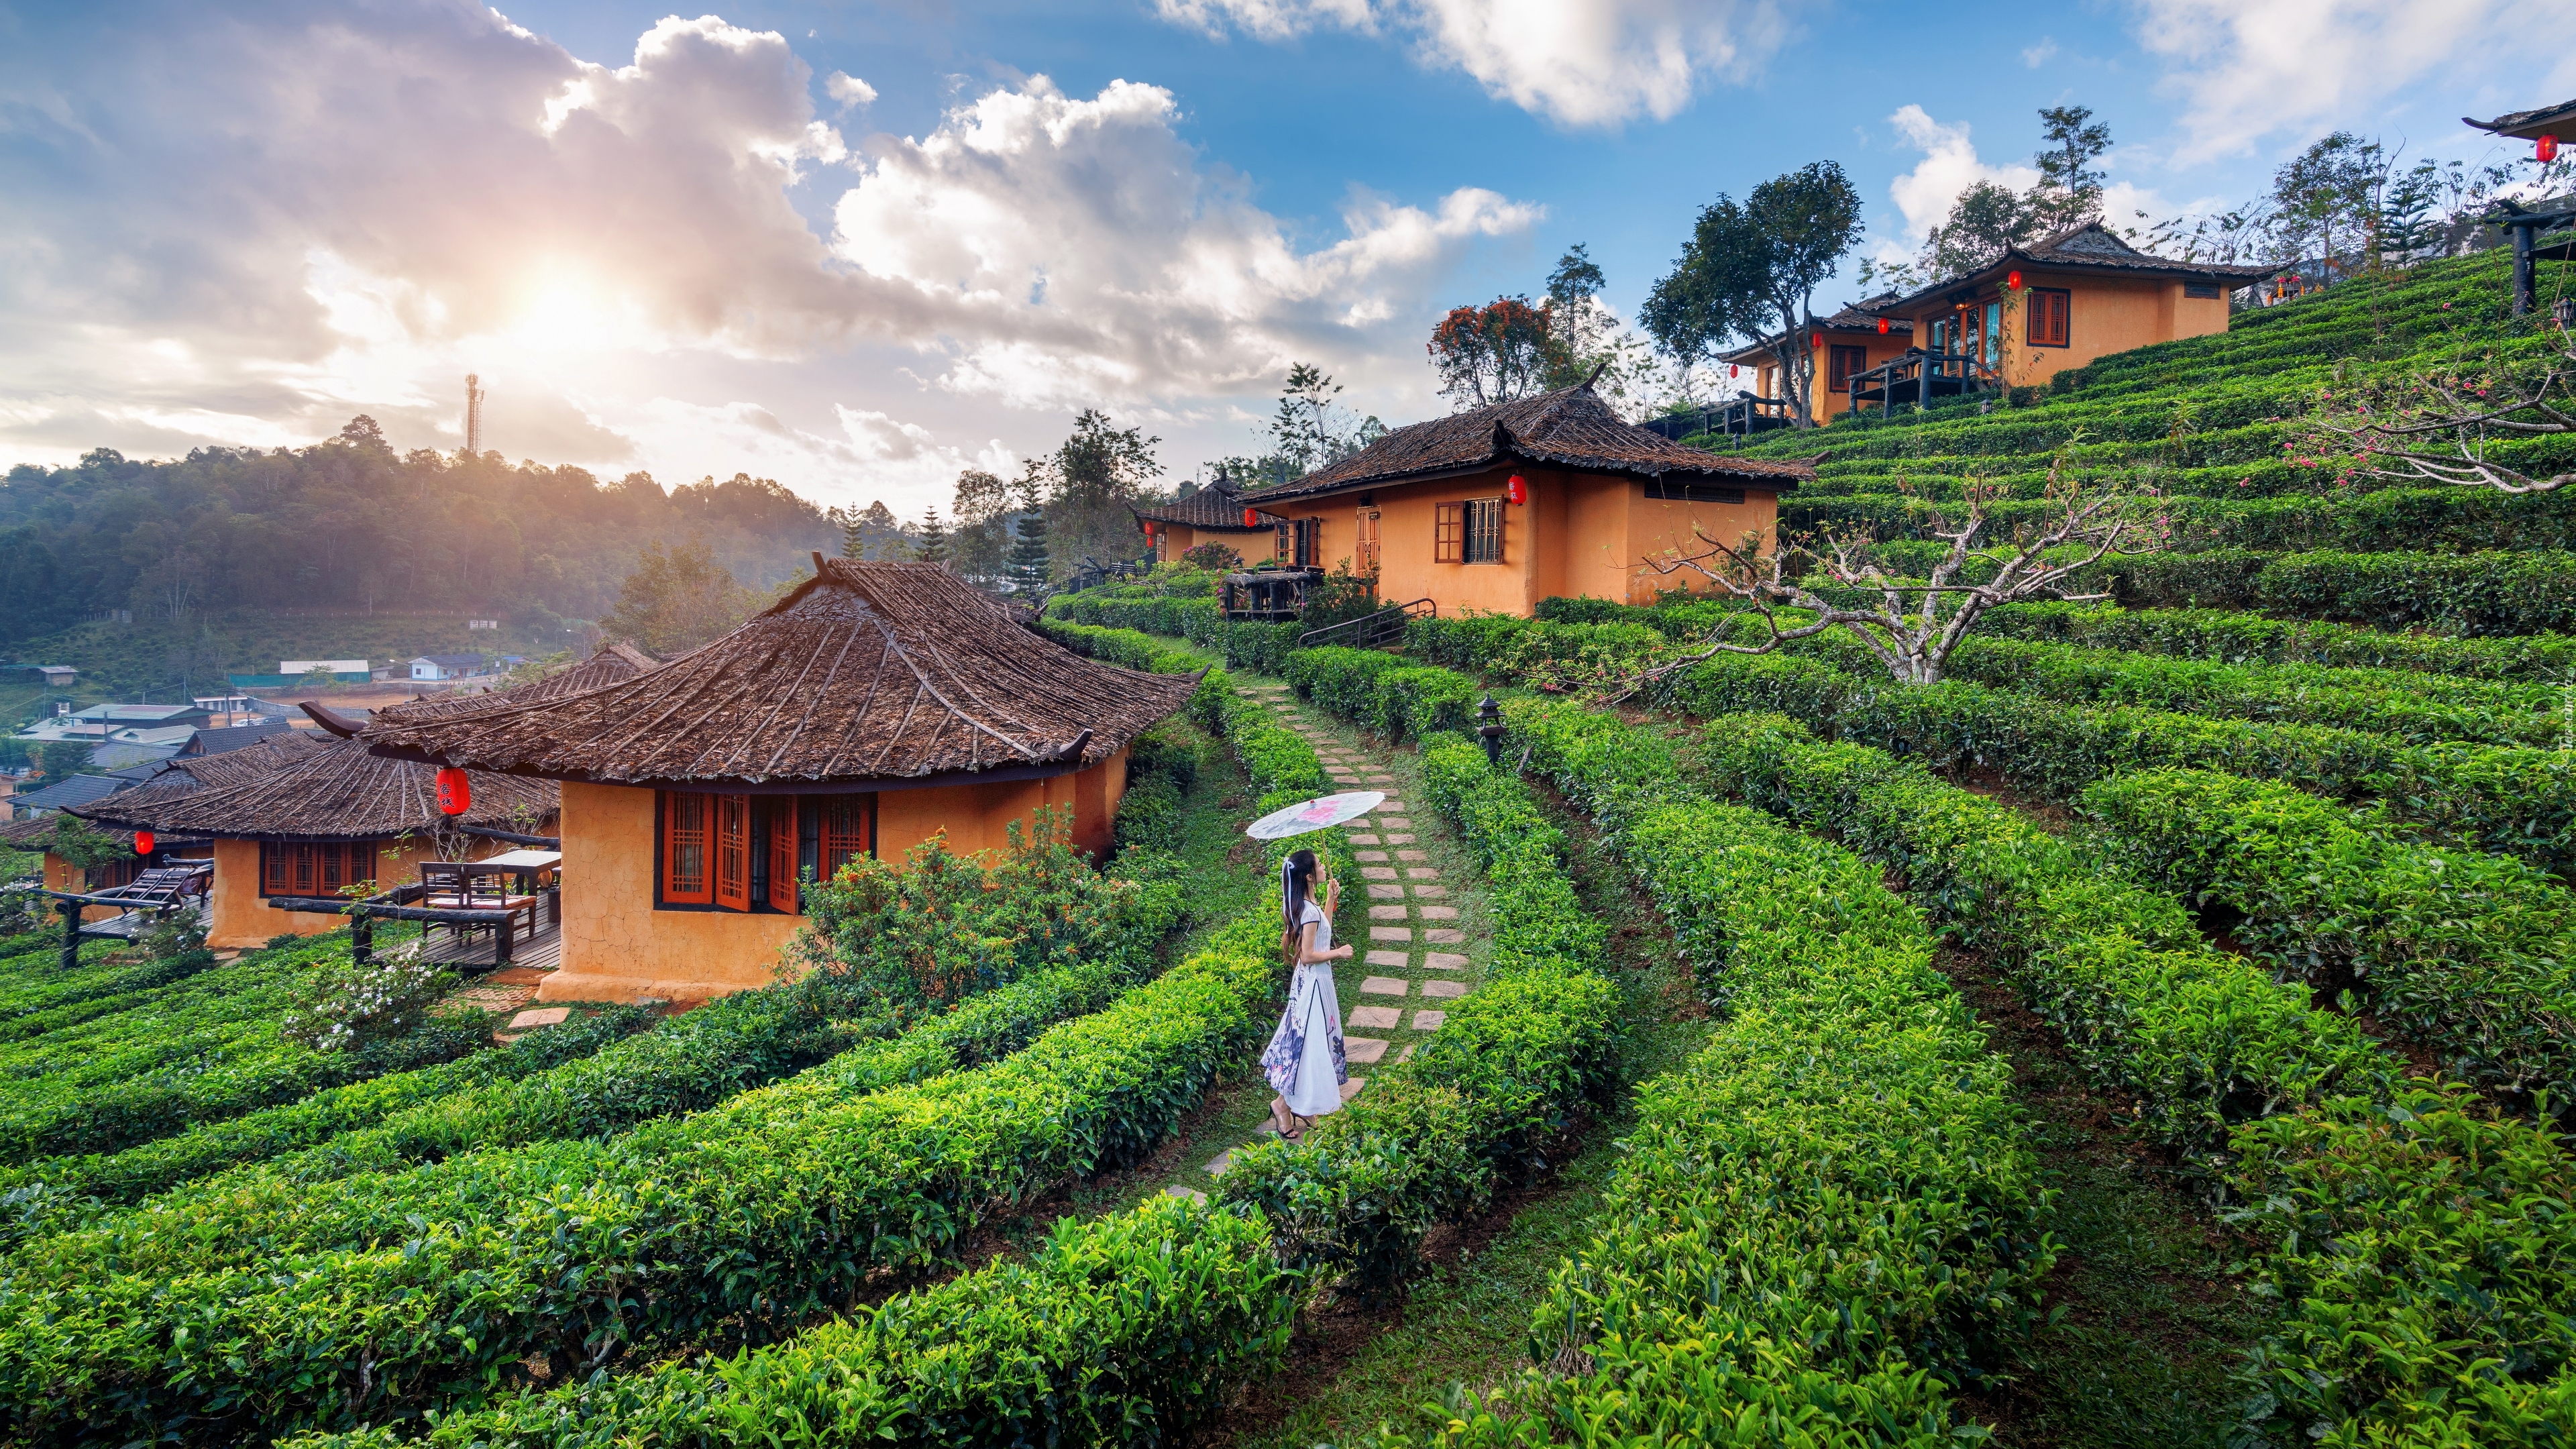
[1259,847,1351,1141]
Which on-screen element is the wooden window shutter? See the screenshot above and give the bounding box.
[1829,345,1866,390]
[820,795,873,881]
[1434,502,1463,562]
[292,844,318,896]
[2028,288,2071,347]
[662,791,712,904]
[714,794,752,911]
[766,801,800,913]
[262,843,287,897]
[319,843,347,896]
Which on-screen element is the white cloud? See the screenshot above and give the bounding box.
[2021,37,2057,68]
[825,71,878,110]
[1157,0,1788,127]
[2131,0,2576,162]
[1880,105,2043,253]
[829,75,1542,409]
[0,3,1538,502]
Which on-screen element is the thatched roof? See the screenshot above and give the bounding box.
[74,737,557,843]
[356,560,1199,790]
[1131,484,1287,533]
[1880,221,2275,315]
[1240,382,1811,505]
[372,643,659,724]
[4,735,325,851]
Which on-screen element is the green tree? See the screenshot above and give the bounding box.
[599,539,759,656]
[1427,296,1560,408]
[1044,411,1161,568]
[1644,161,1863,428]
[2270,131,2387,278]
[2029,104,2113,231]
[1004,465,1053,595]
[912,505,950,566]
[34,741,93,781]
[1268,364,1383,474]
[949,468,1012,584]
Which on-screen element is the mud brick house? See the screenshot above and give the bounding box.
[1721,303,1917,426]
[1234,380,1812,612]
[4,733,318,922]
[356,560,1198,1004]
[1131,481,1289,568]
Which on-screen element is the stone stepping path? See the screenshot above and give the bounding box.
[1159,677,1494,1203]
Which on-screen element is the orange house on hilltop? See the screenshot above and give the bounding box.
[1133,482,1289,568]
[1724,305,1917,427]
[1233,382,1812,613]
[358,561,1197,1004]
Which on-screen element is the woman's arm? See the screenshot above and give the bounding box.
[1293,920,1354,965]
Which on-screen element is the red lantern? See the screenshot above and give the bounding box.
[2006,270,2023,290]
[1506,474,1528,506]
[435,766,472,816]
[1877,317,1890,335]
[1728,364,1739,378]
[2541,134,2561,164]
[133,830,154,856]
[1242,506,1258,528]
[1810,331,1823,350]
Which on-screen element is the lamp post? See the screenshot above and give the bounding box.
[1476,694,1503,765]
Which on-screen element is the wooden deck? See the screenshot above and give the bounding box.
[388,917,562,973]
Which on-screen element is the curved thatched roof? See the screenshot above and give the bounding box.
[372,643,659,725]
[3,735,326,850]
[74,737,557,843]
[357,559,1199,790]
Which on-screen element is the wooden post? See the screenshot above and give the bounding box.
[58,898,80,971]
[351,910,372,967]
[2513,220,2536,317]
[497,910,515,967]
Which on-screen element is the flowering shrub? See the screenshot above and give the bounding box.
[278,952,460,1054]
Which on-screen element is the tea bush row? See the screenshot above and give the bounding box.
[2102,548,2576,636]
[1639,714,2576,1446]
[1978,600,2576,680]
[2080,768,2576,1106]
[1403,696,2047,1444]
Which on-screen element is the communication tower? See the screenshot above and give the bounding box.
[464,374,486,454]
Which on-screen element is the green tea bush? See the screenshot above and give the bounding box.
[1401,696,2047,1445]
[1693,712,2379,1157]
[2106,549,2576,635]
[284,1193,1294,1449]
[1980,600,2576,680]
[2080,768,2576,1106]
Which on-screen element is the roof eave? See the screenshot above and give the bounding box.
[1886,250,2275,311]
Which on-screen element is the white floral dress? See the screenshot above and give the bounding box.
[1259,898,1346,1119]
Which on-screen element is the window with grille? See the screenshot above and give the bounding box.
[1828,345,1867,390]
[661,791,712,904]
[713,794,752,911]
[1644,480,1746,504]
[1354,508,1380,574]
[2027,287,2071,347]
[258,841,378,899]
[1434,502,1463,562]
[818,794,874,881]
[766,801,800,913]
[1462,497,1503,564]
[2184,282,2222,299]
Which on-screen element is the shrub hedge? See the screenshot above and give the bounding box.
[1978,600,2576,681]
[2102,549,2576,635]
[2079,768,2576,1106]
[284,1194,1296,1449]
[1397,695,2047,1444]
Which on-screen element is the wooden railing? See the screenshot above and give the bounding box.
[1847,349,2000,419]
[1298,598,1434,649]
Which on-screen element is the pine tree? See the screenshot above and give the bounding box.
[913,505,951,565]
[1004,507,1051,594]
[841,511,865,561]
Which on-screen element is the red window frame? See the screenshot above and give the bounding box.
[712,794,752,912]
[2027,287,2071,347]
[1828,344,1867,390]
[819,795,874,882]
[662,791,712,904]
[766,800,800,913]
[258,841,378,899]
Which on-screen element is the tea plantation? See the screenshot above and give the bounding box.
[1,250,2569,1448]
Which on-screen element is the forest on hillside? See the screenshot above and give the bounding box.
[0,419,841,646]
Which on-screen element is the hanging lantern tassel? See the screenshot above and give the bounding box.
[1506,473,1528,506]
[435,767,472,817]
[2540,134,2560,164]
[133,829,154,856]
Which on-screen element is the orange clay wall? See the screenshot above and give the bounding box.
[1805,333,1918,423]
[43,852,125,922]
[1270,468,1780,614]
[205,835,464,949]
[539,749,1130,1004]
[1906,274,2231,390]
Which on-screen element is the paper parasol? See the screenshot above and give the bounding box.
[1245,791,1385,841]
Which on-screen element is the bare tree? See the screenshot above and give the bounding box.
[2310,333,2575,494]
[1631,455,2171,687]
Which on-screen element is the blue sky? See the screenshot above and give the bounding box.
[2,0,2568,519]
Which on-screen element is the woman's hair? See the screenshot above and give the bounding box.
[1280,849,1319,965]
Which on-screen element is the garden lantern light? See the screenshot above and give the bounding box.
[1475,694,1503,764]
